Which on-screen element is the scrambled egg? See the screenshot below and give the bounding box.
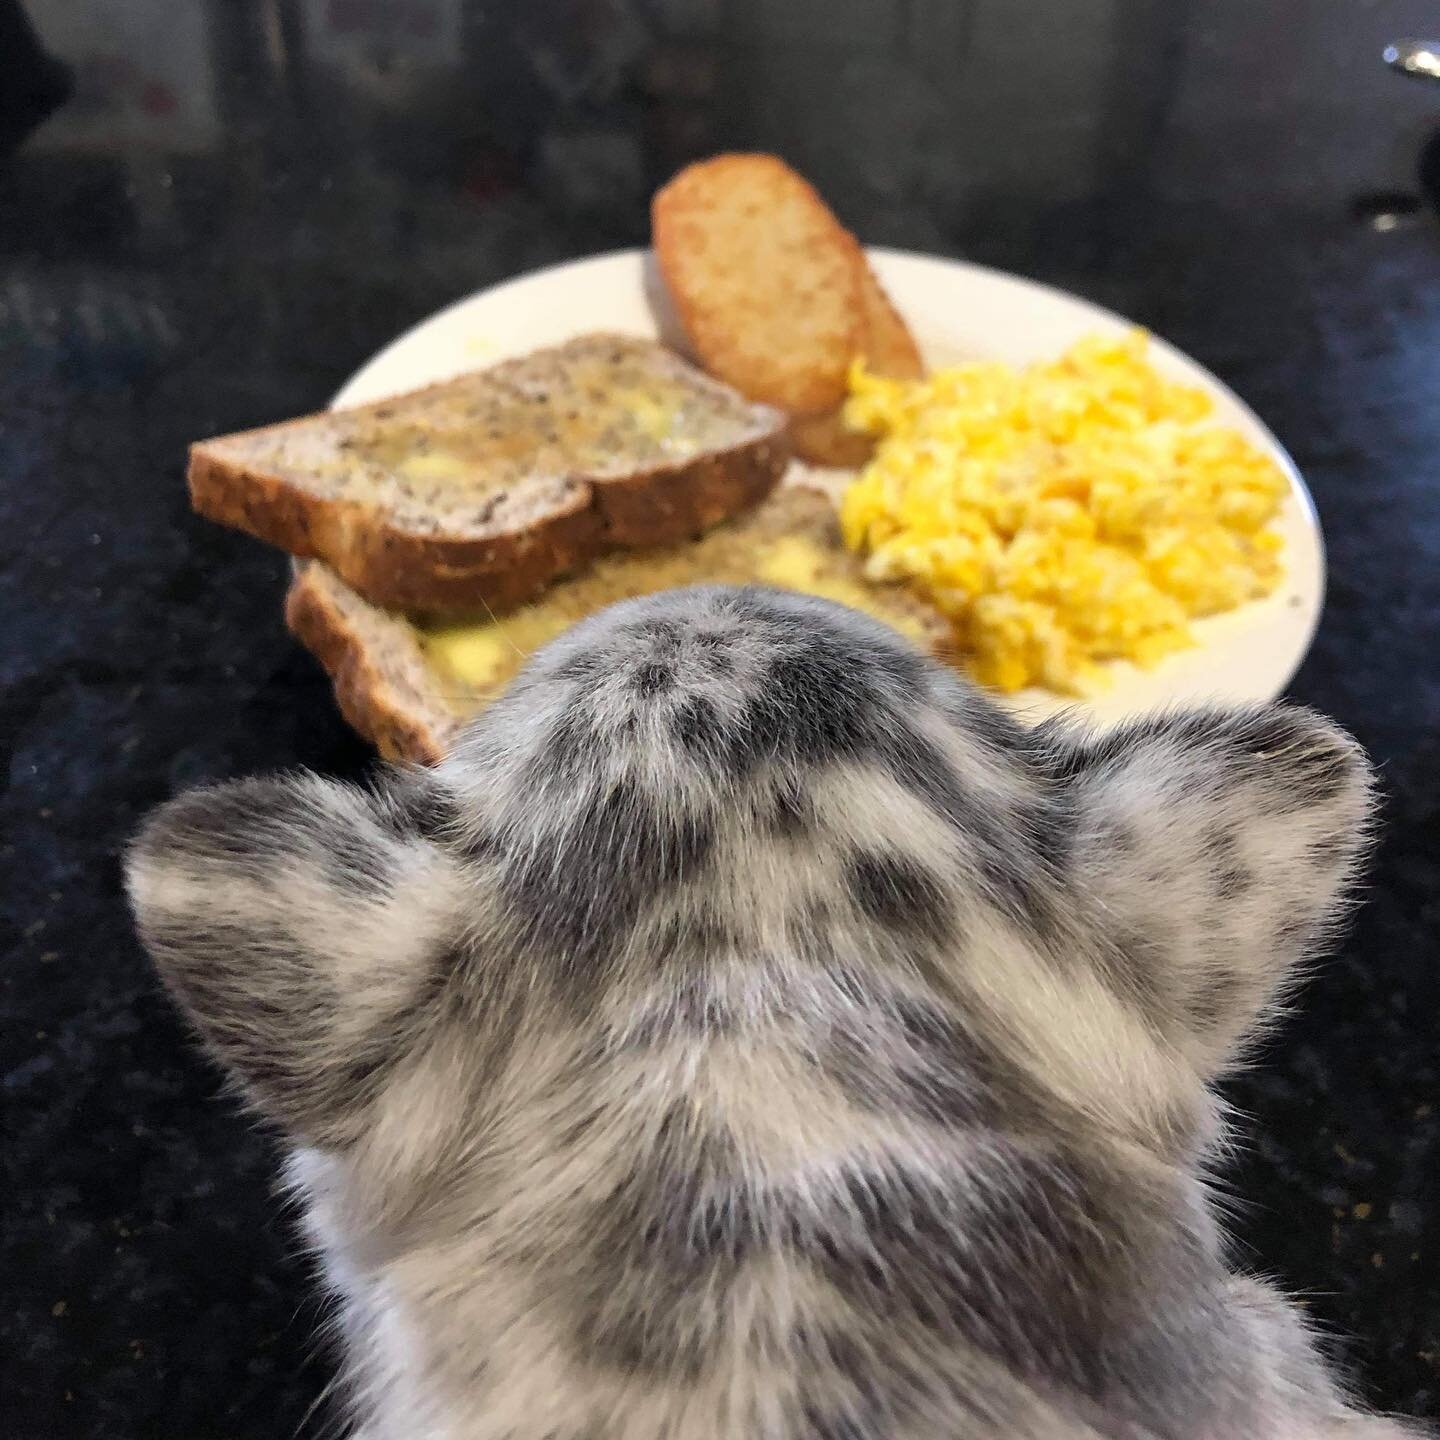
[839,331,1288,694]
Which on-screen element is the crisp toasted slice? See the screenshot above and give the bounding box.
[653,154,865,415]
[286,561,462,766]
[286,483,951,764]
[191,334,789,614]
[790,266,925,467]
[788,409,876,469]
[852,263,921,380]
[856,264,924,381]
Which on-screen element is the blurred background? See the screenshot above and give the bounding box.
[7,1,1440,337]
[2,3,1438,1438]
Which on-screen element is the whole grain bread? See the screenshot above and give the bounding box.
[284,561,464,765]
[192,334,789,614]
[286,482,952,765]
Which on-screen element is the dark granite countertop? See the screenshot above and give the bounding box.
[2,2,1438,1436]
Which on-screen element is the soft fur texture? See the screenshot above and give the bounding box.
[126,585,1418,1440]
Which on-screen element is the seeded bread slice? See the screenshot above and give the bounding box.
[191,334,789,614]
[285,561,463,765]
[285,482,952,765]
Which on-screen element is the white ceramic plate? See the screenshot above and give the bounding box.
[333,248,1323,727]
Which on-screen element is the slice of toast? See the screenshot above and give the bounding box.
[652,153,924,466]
[855,263,925,381]
[652,154,866,415]
[789,257,927,467]
[286,483,952,765]
[789,270,926,467]
[191,334,789,614]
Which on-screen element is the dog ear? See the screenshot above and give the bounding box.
[125,771,469,1142]
[1036,705,1375,1076]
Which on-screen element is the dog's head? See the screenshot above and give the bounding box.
[127,586,1374,1152]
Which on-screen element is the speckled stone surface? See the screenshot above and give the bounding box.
[2,2,1438,1436]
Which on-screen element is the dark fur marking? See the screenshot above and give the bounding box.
[554,651,602,683]
[1190,969,1245,1029]
[624,976,736,1048]
[890,996,964,1053]
[879,733,1058,932]
[976,850,1060,935]
[568,1107,752,1378]
[826,1014,992,1130]
[568,1307,711,1379]
[714,586,790,632]
[1032,710,1355,806]
[883,733,973,828]
[626,618,683,651]
[1200,826,1254,899]
[848,852,951,945]
[555,1097,606,1152]
[868,641,926,699]
[631,662,673,696]
[808,1150,1203,1402]
[346,940,458,1092]
[1026,720,1094,785]
[767,779,812,839]
[690,630,736,677]
[1025,796,1074,879]
[752,642,877,766]
[787,896,840,971]
[892,995,1054,1133]
[320,830,392,895]
[1308,834,1351,867]
[1214,866,1254,900]
[541,706,594,778]
[805,969,1050,1135]
[791,1323,874,1385]
[934,676,1028,754]
[671,695,726,767]
[649,908,739,963]
[501,780,713,986]
[1109,926,1176,1029]
[379,776,462,845]
[1228,710,1327,762]
[642,593,942,776]
[143,915,377,1139]
[1173,709,1357,815]
[141,780,303,871]
[454,826,502,864]
[799,1402,879,1440]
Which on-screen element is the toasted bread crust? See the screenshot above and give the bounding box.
[856,264,924,381]
[789,267,924,467]
[285,565,458,764]
[191,423,789,614]
[788,410,876,469]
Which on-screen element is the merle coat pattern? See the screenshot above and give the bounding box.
[126,585,1417,1440]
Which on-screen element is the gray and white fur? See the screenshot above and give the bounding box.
[126,585,1419,1440]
